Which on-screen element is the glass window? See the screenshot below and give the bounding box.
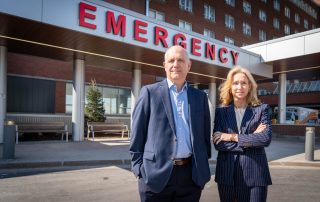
[204,4,215,22]
[243,1,251,15]
[273,18,280,29]
[289,0,317,19]
[304,19,308,29]
[295,13,300,24]
[225,0,235,7]
[259,10,267,22]
[243,22,251,36]
[179,20,192,31]
[259,30,267,41]
[242,42,249,47]
[102,87,118,114]
[66,83,73,113]
[284,24,290,35]
[273,0,280,11]
[225,14,235,29]
[285,7,290,18]
[66,83,131,115]
[224,36,234,45]
[312,24,316,29]
[179,0,193,12]
[148,9,165,21]
[204,29,215,39]
[261,0,267,3]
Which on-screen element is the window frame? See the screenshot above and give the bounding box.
[179,19,192,31]
[148,9,165,21]
[204,4,215,22]
[225,14,235,29]
[179,0,193,12]
[284,24,290,35]
[225,0,235,7]
[259,10,267,22]
[243,1,251,15]
[259,30,267,41]
[273,17,280,29]
[204,28,215,39]
[243,22,251,36]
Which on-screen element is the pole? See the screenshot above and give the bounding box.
[305,127,315,161]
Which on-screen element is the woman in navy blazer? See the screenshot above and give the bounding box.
[212,66,272,202]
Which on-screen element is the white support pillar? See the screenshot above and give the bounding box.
[131,64,141,127]
[208,82,216,132]
[278,73,287,124]
[0,46,7,143]
[72,59,85,141]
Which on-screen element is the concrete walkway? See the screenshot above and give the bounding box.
[0,137,320,169]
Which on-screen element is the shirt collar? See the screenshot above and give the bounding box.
[166,79,188,92]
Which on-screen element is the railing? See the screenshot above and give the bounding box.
[263,80,320,96]
[6,113,132,134]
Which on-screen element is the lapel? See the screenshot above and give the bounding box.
[187,86,195,142]
[241,105,256,134]
[228,104,239,133]
[160,79,176,135]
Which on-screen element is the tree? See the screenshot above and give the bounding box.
[85,80,106,123]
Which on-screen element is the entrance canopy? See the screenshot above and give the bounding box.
[244,28,320,82]
[0,0,272,84]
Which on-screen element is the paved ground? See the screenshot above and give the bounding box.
[0,136,320,168]
[0,165,319,202]
[0,136,319,201]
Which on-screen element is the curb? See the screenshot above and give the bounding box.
[0,159,132,169]
[269,161,320,168]
[1,159,320,169]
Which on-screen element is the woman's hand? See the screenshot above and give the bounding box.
[212,132,238,144]
[254,123,266,134]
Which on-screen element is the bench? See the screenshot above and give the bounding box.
[15,122,68,144]
[87,122,130,141]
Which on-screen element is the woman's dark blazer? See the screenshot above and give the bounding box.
[213,103,272,187]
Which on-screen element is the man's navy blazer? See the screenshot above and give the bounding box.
[130,79,211,193]
[213,103,272,187]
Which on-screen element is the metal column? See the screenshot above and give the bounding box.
[0,46,7,143]
[131,64,141,128]
[208,82,216,132]
[278,73,287,124]
[131,64,142,112]
[72,59,85,141]
[305,127,315,161]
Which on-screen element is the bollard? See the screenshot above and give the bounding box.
[3,121,16,159]
[305,127,315,161]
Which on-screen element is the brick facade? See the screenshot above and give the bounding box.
[7,52,156,113]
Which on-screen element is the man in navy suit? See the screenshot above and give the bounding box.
[212,66,272,202]
[130,45,211,202]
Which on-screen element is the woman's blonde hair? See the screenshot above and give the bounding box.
[219,65,261,106]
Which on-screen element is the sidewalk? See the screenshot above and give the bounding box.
[0,137,320,169]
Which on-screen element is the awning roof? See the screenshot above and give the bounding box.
[244,28,320,82]
[0,0,272,84]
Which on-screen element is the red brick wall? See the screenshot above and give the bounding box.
[148,0,320,46]
[272,124,320,137]
[55,81,66,113]
[7,53,72,80]
[7,53,157,113]
[104,0,146,14]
